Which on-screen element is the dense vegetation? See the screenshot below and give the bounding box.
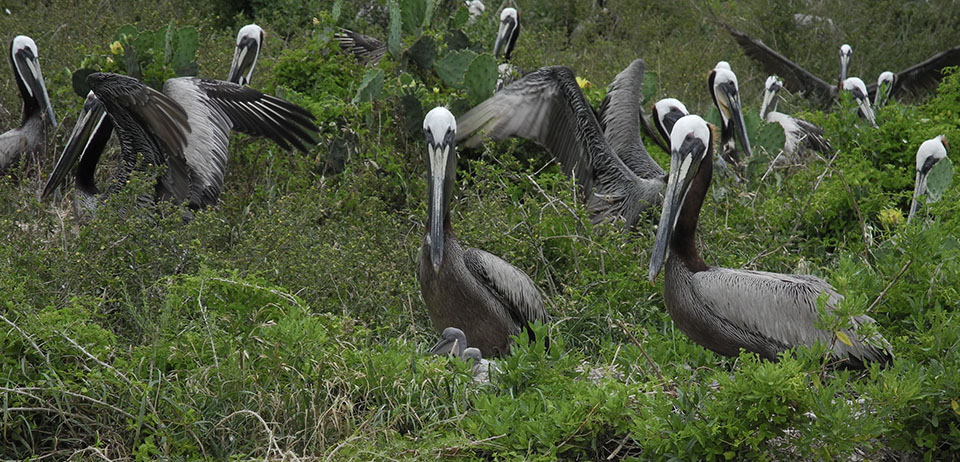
[2,0,959,459]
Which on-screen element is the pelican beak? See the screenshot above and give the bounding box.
[426,133,455,274]
[227,32,261,85]
[853,91,878,128]
[493,14,518,60]
[42,92,111,199]
[760,82,780,120]
[717,81,752,160]
[907,170,928,224]
[13,46,56,128]
[429,336,460,355]
[840,52,850,82]
[649,128,707,281]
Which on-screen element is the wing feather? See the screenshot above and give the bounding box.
[867,45,960,99]
[464,248,548,332]
[334,28,387,66]
[597,59,665,179]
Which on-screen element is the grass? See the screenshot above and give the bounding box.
[1,0,960,460]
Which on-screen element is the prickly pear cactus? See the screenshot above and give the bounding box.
[387,0,402,59]
[464,54,497,105]
[435,50,478,88]
[353,68,385,104]
[926,156,954,202]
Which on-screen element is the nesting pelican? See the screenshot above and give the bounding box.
[760,76,831,159]
[648,114,893,368]
[709,62,752,165]
[908,135,949,224]
[419,107,548,358]
[457,59,666,229]
[873,71,895,107]
[842,77,878,128]
[1,35,56,173]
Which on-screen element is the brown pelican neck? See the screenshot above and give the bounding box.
[670,149,711,273]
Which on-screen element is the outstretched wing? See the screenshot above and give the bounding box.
[456,66,662,228]
[690,267,893,366]
[597,58,665,179]
[867,44,960,100]
[722,23,836,106]
[334,28,387,66]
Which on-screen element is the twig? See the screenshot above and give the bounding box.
[6,387,136,420]
[617,320,665,383]
[59,331,133,386]
[0,313,48,364]
[865,260,911,313]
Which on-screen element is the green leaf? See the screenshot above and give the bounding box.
[387,0,403,59]
[835,331,853,347]
[332,0,342,22]
[434,50,477,88]
[464,54,498,105]
[171,27,198,76]
[451,6,470,30]
[353,68,385,104]
[400,0,427,36]
[641,71,658,104]
[925,156,953,203]
[704,106,721,128]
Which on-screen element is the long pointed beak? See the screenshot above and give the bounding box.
[17,51,57,128]
[649,136,703,281]
[493,20,516,60]
[429,336,460,355]
[227,37,260,85]
[42,92,110,199]
[855,96,878,128]
[840,55,850,82]
[907,170,927,224]
[427,142,452,274]
[760,88,777,120]
[721,83,752,159]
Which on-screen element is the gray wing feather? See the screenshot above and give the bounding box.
[867,45,960,99]
[691,267,892,365]
[597,59,665,179]
[464,248,548,330]
[794,118,832,154]
[723,24,836,106]
[456,66,663,229]
[334,28,387,66]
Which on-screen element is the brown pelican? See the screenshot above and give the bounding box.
[1,35,56,173]
[226,24,264,86]
[41,73,317,208]
[723,23,850,108]
[865,44,960,102]
[494,8,521,91]
[760,76,831,159]
[648,114,893,368]
[457,60,666,229]
[651,98,689,151]
[465,0,486,24]
[873,71,895,107]
[842,77,878,128]
[419,106,548,358]
[333,28,386,66]
[908,135,949,224]
[709,62,752,165]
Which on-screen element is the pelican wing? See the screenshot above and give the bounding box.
[690,267,892,365]
[334,28,387,66]
[457,66,661,228]
[196,79,319,153]
[867,44,960,99]
[722,24,835,105]
[597,59,665,179]
[464,248,548,333]
[793,117,832,154]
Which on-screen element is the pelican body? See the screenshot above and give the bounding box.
[419,107,548,358]
[648,115,892,368]
[709,62,752,165]
[908,135,949,223]
[760,76,831,159]
[1,35,56,173]
[457,60,665,229]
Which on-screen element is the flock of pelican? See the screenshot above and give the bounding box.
[3,7,955,375]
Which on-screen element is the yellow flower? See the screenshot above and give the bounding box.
[312,17,320,25]
[576,76,591,89]
[433,87,440,94]
[109,41,124,55]
[878,208,903,227]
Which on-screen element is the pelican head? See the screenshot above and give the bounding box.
[908,135,948,223]
[9,35,56,128]
[423,106,458,273]
[462,347,483,367]
[494,8,520,61]
[875,71,895,107]
[430,326,468,356]
[652,98,689,145]
[760,75,783,119]
[842,77,877,128]
[839,44,852,81]
[227,24,264,86]
[42,91,111,201]
[708,62,752,161]
[649,115,713,281]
